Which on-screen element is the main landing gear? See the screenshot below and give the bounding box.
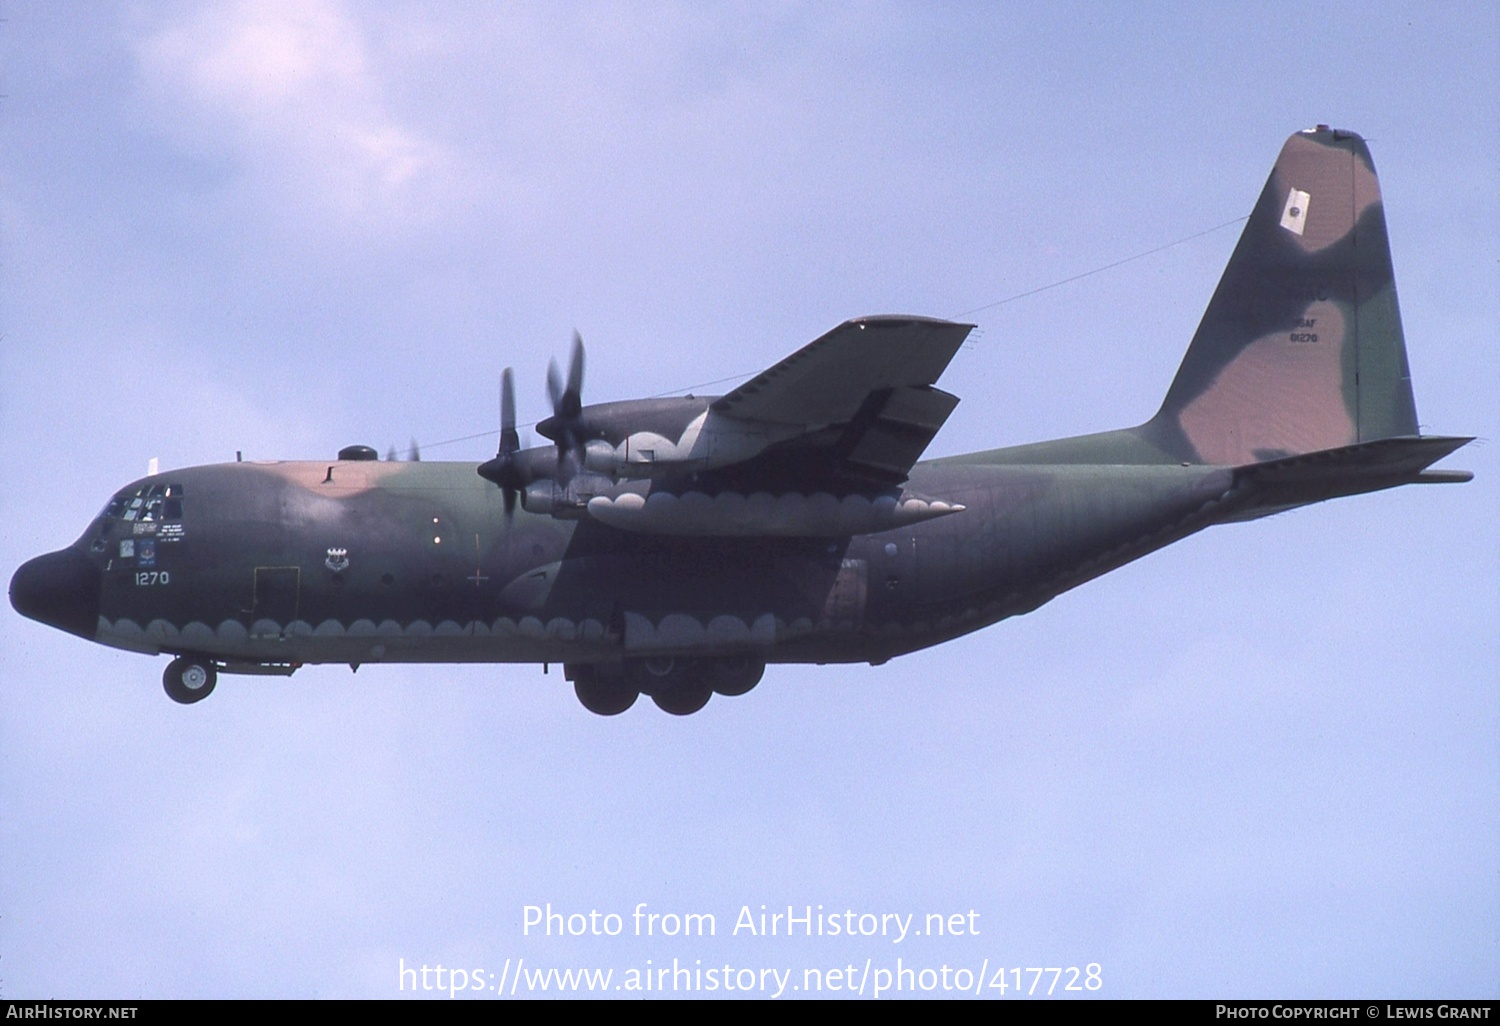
[162,655,218,704]
[566,656,766,717]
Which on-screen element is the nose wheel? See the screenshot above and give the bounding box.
[163,656,218,704]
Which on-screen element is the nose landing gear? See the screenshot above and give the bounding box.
[163,655,218,704]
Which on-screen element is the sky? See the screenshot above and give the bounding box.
[1,1,1496,1001]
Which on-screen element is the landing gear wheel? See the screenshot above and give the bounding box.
[573,675,638,716]
[163,656,217,704]
[651,684,712,716]
[710,656,764,697]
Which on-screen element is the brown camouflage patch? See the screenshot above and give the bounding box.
[1178,299,1356,464]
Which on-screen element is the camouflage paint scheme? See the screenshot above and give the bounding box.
[9,128,1471,714]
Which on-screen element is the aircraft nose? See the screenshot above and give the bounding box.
[9,547,102,640]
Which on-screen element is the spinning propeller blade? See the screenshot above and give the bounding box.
[477,366,526,514]
[539,332,588,483]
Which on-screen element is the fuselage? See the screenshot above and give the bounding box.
[23,447,1236,672]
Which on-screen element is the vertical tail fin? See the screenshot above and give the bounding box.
[1145,127,1419,465]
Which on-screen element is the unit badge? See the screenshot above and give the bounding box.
[325,547,350,573]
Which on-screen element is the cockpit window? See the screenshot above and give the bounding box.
[102,483,185,522]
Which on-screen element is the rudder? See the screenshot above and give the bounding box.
[1144,126,1419,465]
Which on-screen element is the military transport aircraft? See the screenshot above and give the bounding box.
[9,127,1473,715]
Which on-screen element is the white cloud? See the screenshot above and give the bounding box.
[135,0,448,222]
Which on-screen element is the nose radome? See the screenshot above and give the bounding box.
[10,547,102,640]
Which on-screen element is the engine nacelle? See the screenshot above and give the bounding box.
[522,472,616,518]
[583,439,621,476]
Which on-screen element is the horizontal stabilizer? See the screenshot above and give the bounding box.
[1223,436,1473,521]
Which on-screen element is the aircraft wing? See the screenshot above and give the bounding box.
[712,315,971,426]
[702,316,972,491]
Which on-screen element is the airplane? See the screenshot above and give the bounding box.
[8,126,1473,716]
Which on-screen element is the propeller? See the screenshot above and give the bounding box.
[538,331,587,481]
[477,367,527,514]
[478,333,594,515]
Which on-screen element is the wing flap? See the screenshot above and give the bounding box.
[843,386,961,481]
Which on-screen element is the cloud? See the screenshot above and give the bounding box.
[135,0,448,223]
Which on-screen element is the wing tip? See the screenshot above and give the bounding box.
[847,314,974,330]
